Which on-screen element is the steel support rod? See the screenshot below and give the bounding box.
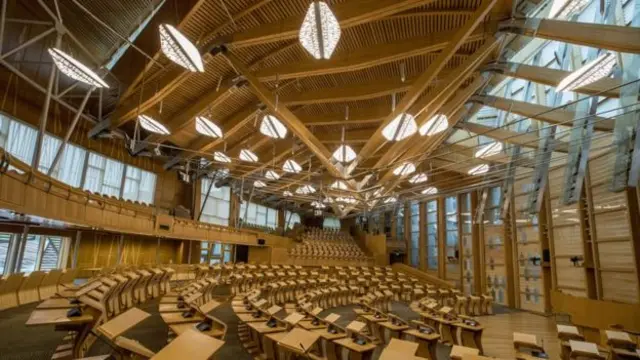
[1,27,55,60]
[47,87,94,176]
[32,32,61,171]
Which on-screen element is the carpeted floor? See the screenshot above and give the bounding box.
[0,287,510,360]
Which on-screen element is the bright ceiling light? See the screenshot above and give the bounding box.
[48,48,109,88]
[332,144,357,163]
[373,187,384,198]
[337,196,357,204]
[557,52,616,93]
[330,180,348,190]
[195,116,223,138]
[265,170,280,180]
[382,113,418,141]
[253,180,267,188]
[283,190,293,197]
[260,115,288,139]
[421,187,438,195]
[296,185,316,195]
[384,197,397,204]
[323,197,334,203]
[475,142,503,158]
[283,159,302,173]
[419,114,449,136]
[299,1,341,60]
[213,151,231,163]
[239,149,259,163]
[159,24,204,72]
[468,164,489,176]
[311,201,326,209]
[138,114,170,135]
[550,0,590,18]
[409,173,428,184]
[393,162,416,176]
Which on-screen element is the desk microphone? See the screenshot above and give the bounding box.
[67,306,82,317]
[196,321,212,332]
[181,310,194,318]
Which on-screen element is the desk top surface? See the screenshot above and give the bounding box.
[450,345,480,358]
[236,313,268,323]
[334,337,378,352]
[26,308,94,327]
[36,298,77,309]
[98,308,150,340]
[311,328,347,340]
[151,329,224,360]
[278,328,320,354]
[248,321,287,334]
[379,321,409,331]
[606,330,634,344]
[361,314,388,322]
[513,332,539,347]
[160,311,204,325]
[569,340,600,355]
[557,325,580,335]
[298,320,327,330]
[169,323,225,338]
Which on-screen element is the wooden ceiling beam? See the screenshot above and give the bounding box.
[209,0,440,48]
[374,36,501,169]
[253,29,485,82]
[296,104,389,126]
[489,62,622,98]
[433,143,535,168]
[355,0,497,169]
[499,18,640,54]
[458,122,569,153]
[472,94,615,132]
[223,51,346,180]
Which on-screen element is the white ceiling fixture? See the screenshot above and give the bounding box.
[323,197,334,203]
[330,180,348,190]
[332,144,357,163]
[419,114,449,136]
[557,52,616,93]
[283,190,293,197]
[384,197,397,204]
[311,200,326,209]
[337,196,357,204]
[253,180,267,188]
[393,162,416,176]
[159,24,204,72]
[260,114,288,139]
[468,164,489,176]
[48,48,109,88]
[283,159,303,173]
[195,116,223,138]
[265,170,280,180]
[475,141,503,158]
[421,187,438,195]
[550,0,590,18]
[296,184,316,195]
[299,1,341,60]
[409,173,428,184]
[138,114,170,135]
[239,149,259,163]
[372,187,384,198]
[213,151,231,163]
[382,113,418,141]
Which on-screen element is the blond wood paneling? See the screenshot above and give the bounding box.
[601,272,640,303]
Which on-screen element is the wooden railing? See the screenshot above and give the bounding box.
[392,263,456,289]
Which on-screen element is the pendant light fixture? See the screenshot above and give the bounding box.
[138,114,170,135]
[332,106,357,163]
[48,48,109,88]
[557,52,616,93]
[323,197,334,203]
[393,162,416,176]
[421,187,438,195]
[419,114,449,136]
[283,190,293,197]
[382,93,417,141]
[296,184,316,195]
[239,149,259,162]
[159,24,204,72]
[468,164,489,176]
[475,141,503,158]
[253,180,267,188]
[260,114,288,139]
[265,170,280,180]
[299,1,341,59]
[330,180,348,190]
[195,116,223,138]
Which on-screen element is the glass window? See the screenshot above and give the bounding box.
[200,179,231,226]
[19,235,41,273]
[240,201,277,229]
[83,152,125,197]
[396,207,404,242]
[0,114,38,165]
[0,233,12,274]
[426,200,438,270]
[123,166,157,204]
[323,216,341,229]
[285,211,301,229]
[410,201,420,268]
[39,236,63,271]
[486,186,502,225]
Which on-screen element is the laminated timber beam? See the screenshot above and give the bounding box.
[499,18,640,54]
[355,0,498,169]
[471,95,615,132]
[488,62,622,98]
[373,36,502,169]
[253,29,486,82]
[458,122,569,153]
[223,51,346,180]
[206,0,441,48]
[433,144,535,168]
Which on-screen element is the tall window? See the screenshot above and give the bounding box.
[323,216,340,229]
[410,201,420,268]
[486,187,502,225]
[396,207,404,242]
[0,114,38,165]
[285,211,301,229]
[426,200,438,270]
[200,241,235,264]
[460,193,474,295]
[0,233,12,274]
[445,196,459,285]
[83,152,125,197]
[38,135,87,187]
[200,179,231,226]
[122,166,156,204]
[240,201,277,229]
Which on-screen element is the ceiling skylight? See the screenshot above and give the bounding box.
[138,114,170,135]
[299,1,341,60]
[330,180,348,190]
[296,185,316,195]
[421,187,438,195]
[332,144,357,163]
[260,115,288,139]
[393,162,416,176]
[159,24,204,72]
[239,149,259,163]
[419,114,449,136]
[382,113,418,141]
[475,142,503,159]
[283,159,302,173]
[468,164,489,176]
[557,52,616,93]
[48,48,109,88]
[213,151,231,163]
[195,116,223,138]
[409,173,428,184]
[265,170,280,180]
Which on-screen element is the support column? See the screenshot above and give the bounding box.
[437,197,446,278]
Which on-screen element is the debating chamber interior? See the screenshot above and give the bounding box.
[0,0,639,359]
